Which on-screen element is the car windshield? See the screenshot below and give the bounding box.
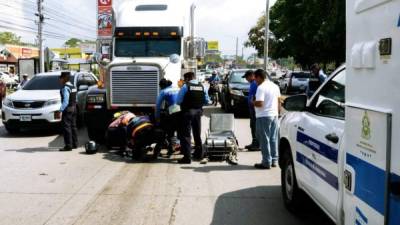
[115,39,181,57]
[230,72,248,83]
[293,72,311,78]
[23,75,75,90]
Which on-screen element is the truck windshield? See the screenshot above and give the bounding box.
[115,39,181,57]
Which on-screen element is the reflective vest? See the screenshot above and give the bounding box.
[181,82,205,110]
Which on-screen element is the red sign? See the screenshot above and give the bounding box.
[98,0,112,7]
[98,0,112,38]
[21,48,32,58]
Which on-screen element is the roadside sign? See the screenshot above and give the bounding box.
[97,0,113,38]
[207,41,219,51]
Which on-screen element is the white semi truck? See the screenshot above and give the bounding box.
[86,0,205,141]
[279,0,400,224]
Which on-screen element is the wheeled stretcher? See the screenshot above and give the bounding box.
[204,114,238,164]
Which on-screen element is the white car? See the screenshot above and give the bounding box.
[1,71,98,133]
[0,72,17,86]
[279,65,345,223]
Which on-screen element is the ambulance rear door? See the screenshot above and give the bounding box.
[344,0,400,225]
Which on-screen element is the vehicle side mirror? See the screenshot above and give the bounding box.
[93,53,110,69]
[78,85,89,91]
[169,54,180,64]
[283,94,308,111]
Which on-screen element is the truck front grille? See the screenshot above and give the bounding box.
[110,68,160,106]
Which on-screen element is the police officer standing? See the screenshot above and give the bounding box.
[177,72,210,164]
[56,71,78,151]
[155,78,181,158]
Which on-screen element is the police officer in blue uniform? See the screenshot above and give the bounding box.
[155,78,181,158]
[56,71,78,151]
[177,72,210,164]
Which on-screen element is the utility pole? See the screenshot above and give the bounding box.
[264,0,270,71]
[235,37,238,63]
[36,0,45,73]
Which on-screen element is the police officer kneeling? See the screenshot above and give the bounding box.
[177,72,210,164]
[56,71,78,151]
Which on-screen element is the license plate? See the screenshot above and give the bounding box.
[20,115,32,122]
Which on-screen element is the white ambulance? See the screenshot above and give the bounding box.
[278,0,400,224]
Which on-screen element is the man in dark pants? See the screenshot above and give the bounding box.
[56,71,78,151]
[243,70,260,151]
[177,72,210,164]
[155,79,180,158]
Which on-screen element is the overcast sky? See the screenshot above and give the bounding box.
[0,0,276,57]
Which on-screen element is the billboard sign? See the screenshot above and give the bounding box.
[207,41,219,51]
[97,0,113,38]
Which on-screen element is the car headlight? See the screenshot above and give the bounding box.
[3,98,13,108]
[87,95,105,104]
[44,99,61,107]
[230,89,244,96]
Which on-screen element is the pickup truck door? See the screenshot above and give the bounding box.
[295,69,346,219]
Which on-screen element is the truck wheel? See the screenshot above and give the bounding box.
[281,150,307,213]
[87,127,105,144]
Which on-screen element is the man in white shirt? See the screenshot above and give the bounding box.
[253,69,281,169]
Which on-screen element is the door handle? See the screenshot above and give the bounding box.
[390,182,400,196]
[325,133,339,144]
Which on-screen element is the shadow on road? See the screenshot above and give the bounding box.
[181,164,255,173]
[210,186,334,225]
[4,147,59,153]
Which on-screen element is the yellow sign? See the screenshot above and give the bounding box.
[207,41,219,51]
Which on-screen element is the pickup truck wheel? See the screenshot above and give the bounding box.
[4,124,19,134]
[281,150,307,213]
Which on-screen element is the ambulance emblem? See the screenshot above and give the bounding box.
[361,111,371,140]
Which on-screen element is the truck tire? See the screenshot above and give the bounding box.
[281,149,307,213]
[87,126,106,144]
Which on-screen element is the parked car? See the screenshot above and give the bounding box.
[197,71,206,83]
[0,78,6,107]
[219,69,250,115]
[279,71,311,94]
[0,72,18,87]
[278,65,345,223]
[1,71,98,133]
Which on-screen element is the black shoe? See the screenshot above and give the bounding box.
[248,147,260,151]
[59,146,72,152]
[72,145,78,149]
[178,158,191,164]
[245,144,253,149]
[254,163,270,169]
[271,162,278,168]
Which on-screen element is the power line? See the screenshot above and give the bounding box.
[43,5,96,29]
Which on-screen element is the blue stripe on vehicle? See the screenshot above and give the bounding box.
[389,173,400,225]
[296,152,339,190]
[355,220,362,225]
[356,207,368,224]
[346,153,385,215]
[296,131,338,163]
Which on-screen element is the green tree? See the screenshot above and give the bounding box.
[246,0,345,68]
[65,38,82,47]
[0,32,22,45]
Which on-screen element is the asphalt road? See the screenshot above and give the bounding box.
[0,106,333,225]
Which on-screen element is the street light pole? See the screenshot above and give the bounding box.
[264,0,270,71]
[36,0,45,73]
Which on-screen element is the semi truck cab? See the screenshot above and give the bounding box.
[86,1,204,142]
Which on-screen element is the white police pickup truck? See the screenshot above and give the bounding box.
[279,1,400,224]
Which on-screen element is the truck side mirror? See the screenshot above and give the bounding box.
[93,53,110,69]
[169,54,180,64]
